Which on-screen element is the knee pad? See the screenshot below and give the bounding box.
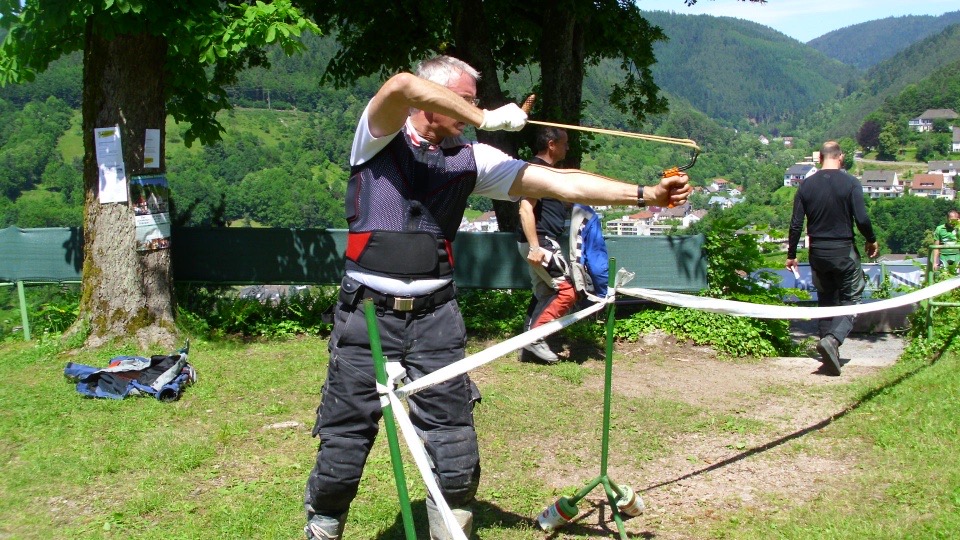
[304,434,372,513]
[422,427,481,506]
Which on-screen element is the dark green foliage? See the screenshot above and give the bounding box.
[642,12,858,124]
[614,305,793,358]
[616,214,799,358]
[0,283,79,340]
[175,284,337,339]
[808,11,960,69]
[868,197,955,255]
[808,23,960,139]
[914,133,952,163]
[878,59,960,124]
[457,289,529,339]
[0,97,73,199]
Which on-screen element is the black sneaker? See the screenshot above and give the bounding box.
[816,335,842,376]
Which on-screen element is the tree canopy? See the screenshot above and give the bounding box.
[0,0,319,146]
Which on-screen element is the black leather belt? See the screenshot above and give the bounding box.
[340,280,457,313]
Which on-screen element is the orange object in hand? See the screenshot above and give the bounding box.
[521,94,536,114]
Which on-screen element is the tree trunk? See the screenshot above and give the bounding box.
[75,24,175,348]
[539,7,586,168]
[451,0,522,233]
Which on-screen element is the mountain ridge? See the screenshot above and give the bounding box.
[808,11,960,69]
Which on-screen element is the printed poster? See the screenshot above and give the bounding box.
[94,126,128,203]
[130,174,171,252]
[143,128,161,168]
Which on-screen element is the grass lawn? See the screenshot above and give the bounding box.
[1,321,958,539]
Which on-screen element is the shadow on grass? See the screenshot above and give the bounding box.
[373,496,659,539]
[372,499,533,539]
[641,324,959,494]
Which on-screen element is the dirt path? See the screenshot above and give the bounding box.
[548,323,904,539]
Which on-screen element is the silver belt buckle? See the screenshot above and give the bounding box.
[393,296,415,311]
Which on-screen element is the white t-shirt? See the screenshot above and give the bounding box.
[350,105,524,200]
[347,104,525,295]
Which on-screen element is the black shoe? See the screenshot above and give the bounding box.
[816,335,842,376]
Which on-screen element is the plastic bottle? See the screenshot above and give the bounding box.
[537,496,579,532]
[615,486,645,518]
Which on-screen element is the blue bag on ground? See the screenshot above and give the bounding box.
[63,342,196,401]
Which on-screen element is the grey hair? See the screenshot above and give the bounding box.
[415,55,481,86]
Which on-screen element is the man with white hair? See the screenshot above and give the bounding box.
[303,55,691,539]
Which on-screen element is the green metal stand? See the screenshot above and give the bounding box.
[363,299,418,540]
[558,258,634,539]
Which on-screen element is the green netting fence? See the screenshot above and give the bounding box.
[1,226,707,340]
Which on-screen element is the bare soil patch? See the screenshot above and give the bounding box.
[529,326,899,539]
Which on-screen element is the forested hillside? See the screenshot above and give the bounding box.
[641,11,858,124]
[3,10,958,258]
[803,23,960,140]
[808,11,960,69]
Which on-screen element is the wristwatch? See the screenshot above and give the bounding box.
[637,185,646,208]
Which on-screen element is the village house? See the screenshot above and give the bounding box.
[859,170,902,199]
[953,126,960,153]
[928,160,958,185]
[908,108,958,132]
[708,178,729,192]
[606,210,655,236]
[458,211,498,232]
[909,174,954,199]
[783,163,817,187]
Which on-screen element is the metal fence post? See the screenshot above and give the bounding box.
[17,281,31,341]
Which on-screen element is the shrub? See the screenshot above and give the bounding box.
[616,214,798,357]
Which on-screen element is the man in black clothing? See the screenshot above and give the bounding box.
[786,141,879,376]
[516,127,573,363]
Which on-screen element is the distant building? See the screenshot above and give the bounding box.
[954,127,960,153]
[908,108,958,132]
[458,210,499,232]
[860,170,902,199]
[928,160,959,185]
[909,174,954,199]
[783,163,817,187]
[606,210,654,236]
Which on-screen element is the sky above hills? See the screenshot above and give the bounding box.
[639,0,959,43]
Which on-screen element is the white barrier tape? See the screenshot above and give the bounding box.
[617,276,960,319]
[396,298,611,399]
[371,363,466,539]
[384,389,468,540]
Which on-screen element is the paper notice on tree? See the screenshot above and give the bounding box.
[143,128,160,168]
[95,126,128,203]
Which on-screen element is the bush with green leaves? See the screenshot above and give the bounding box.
[176,284,337,339]
[1,283,80,340]
[616,214,800,357]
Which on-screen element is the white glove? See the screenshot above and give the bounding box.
[479,103,527,131]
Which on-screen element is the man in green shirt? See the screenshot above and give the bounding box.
[933,209,960,273]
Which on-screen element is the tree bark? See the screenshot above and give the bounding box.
[451,0,523,233]
[539,6,586,168]
[75,23,175,348]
